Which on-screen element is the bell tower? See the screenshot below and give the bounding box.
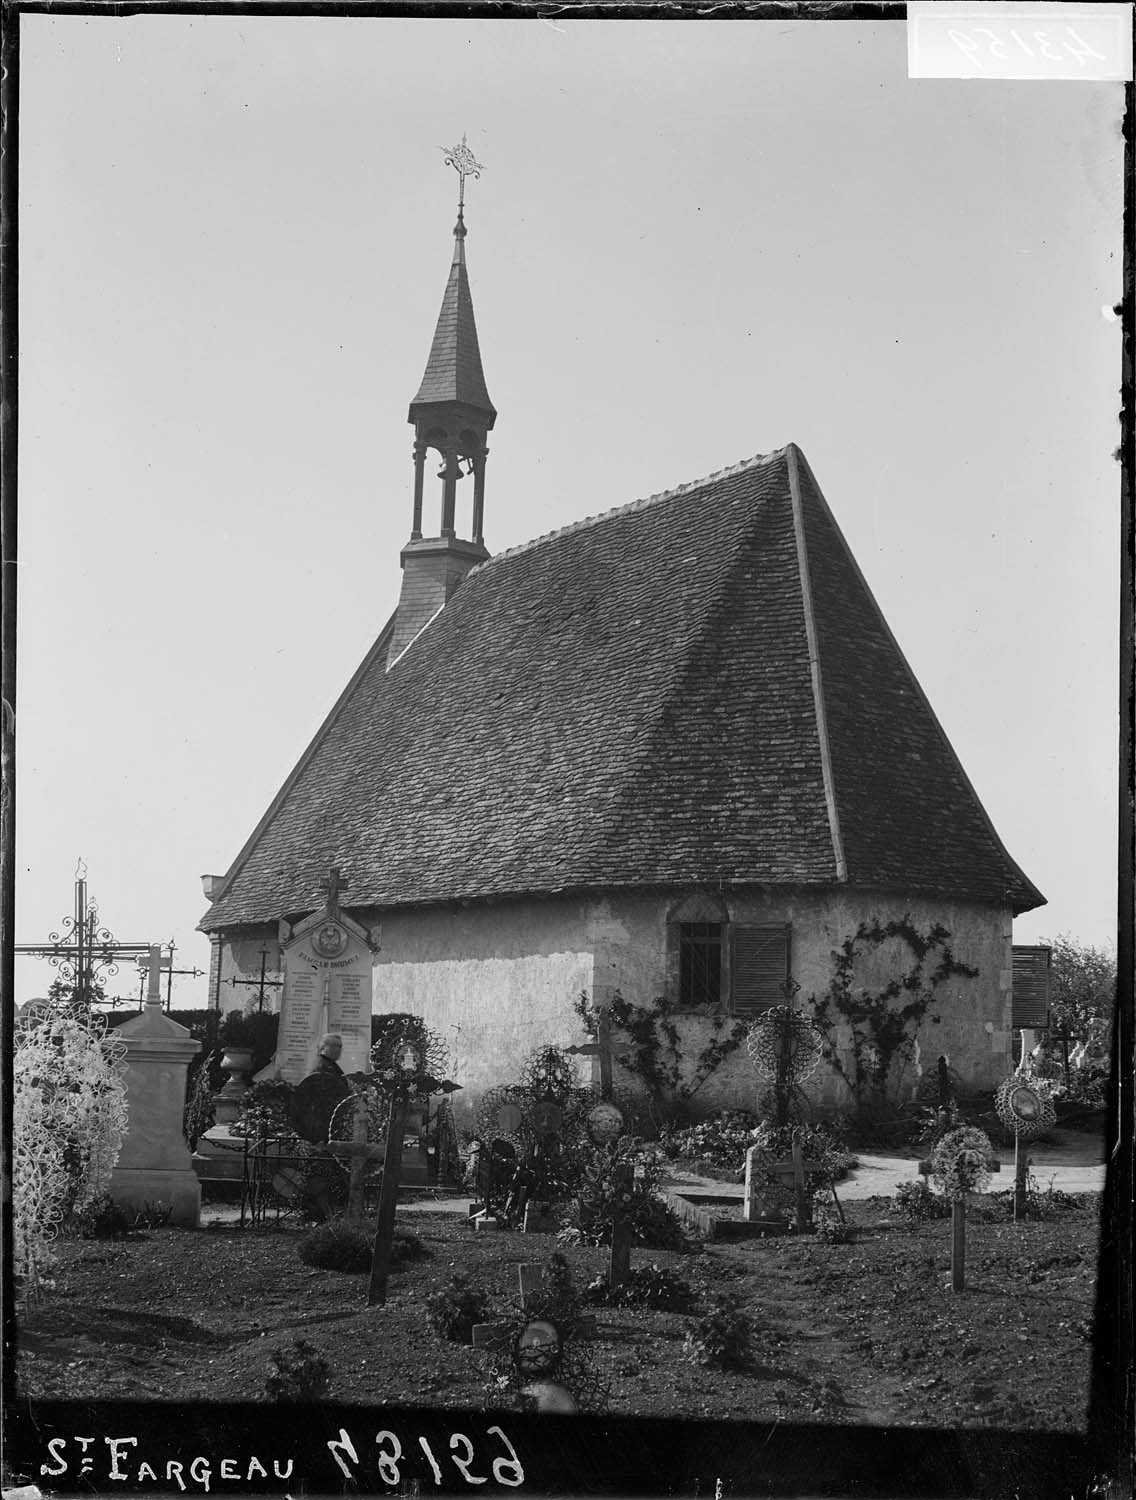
[389,136,496,667]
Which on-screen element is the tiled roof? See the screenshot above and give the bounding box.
[408,230,495,421]
[200,445,1044,931]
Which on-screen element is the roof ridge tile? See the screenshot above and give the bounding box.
[469,446,788,575]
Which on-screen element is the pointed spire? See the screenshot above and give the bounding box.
[408,136,496,424]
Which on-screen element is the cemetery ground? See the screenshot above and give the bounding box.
[16,1131,1102,1432]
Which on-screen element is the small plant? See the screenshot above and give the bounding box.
[183,1050,218,1149]
[980,1174,1088,1223]
[265,1338,331,1402]
[297,1218,372,1273]
[74,1192,132,1240]
[425,1274,490,1343]
[391,1231,430,1266]
[584,1263,697,1313]
[812,1196,856,1245]
[682,1292,752,1370]
[131,1200,173,1231]
[892,1178,951,1224]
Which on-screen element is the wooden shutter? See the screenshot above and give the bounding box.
[1012,945,1051,1029]
[731,926,790,1016]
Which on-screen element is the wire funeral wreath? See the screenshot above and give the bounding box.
[930,1126,995,1199]
[994,1074,1057,1142]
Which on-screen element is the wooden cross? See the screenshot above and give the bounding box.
[608,1161,634,1287]
[325,1103,385,1226]
[564,997,631,1101]
[951,1198,967,1292]
[366,1090,409,1306]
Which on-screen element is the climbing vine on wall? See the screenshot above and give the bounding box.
[573,991,748,1130]
[807,916,978,1115]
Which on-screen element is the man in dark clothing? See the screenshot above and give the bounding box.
[291,1033,352,1144]
[289,1034,354,1221]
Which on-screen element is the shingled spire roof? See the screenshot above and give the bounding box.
[408,210,496,424]
[200,445,1043,931]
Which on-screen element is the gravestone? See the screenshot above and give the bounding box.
[269,872,379,1084]
[743,1144,768,1222]
[111,946,202,1227]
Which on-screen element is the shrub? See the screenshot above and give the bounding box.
[425,1274,490,1343]
[566,1144,690,1251]
[892,1178,951,1224]
[978,1176,1089,1223]
[14,997,129,1298]
[265,1338,330,1402]
[73,1192,132,1241]
[682,1293,751,1370]
[812,1196,856,1244]
[298,1218,372,1273]
[391,1231,430,1266]
[584,1263,697,1313]
[658,1112,760,1174]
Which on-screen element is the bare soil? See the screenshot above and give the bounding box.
[16,1190,1100,1430]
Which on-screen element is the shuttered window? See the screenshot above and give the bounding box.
[679,923,723,1008]
[731,925,791,1016]
[1012,945,1052,1029]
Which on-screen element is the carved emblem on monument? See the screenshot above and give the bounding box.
[312,920,348,959]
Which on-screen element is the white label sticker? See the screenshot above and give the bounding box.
[908,3,1132,79]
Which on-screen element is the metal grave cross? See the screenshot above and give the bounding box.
[225,947,283,1013]
[138,941,207,1008]
[15,862,159,1007]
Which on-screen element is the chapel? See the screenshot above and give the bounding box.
[199,173,1045,1122]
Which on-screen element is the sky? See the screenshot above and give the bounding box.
[14,13,1125,1010]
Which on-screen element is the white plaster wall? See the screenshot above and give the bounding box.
[214,887,1014,1125]
[370,899,598,1130]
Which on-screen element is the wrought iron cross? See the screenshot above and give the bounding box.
[15,861,156,1006]
[440,133,484,214]
[226,947,283,1014]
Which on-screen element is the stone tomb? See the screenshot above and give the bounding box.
[268,906,379,1084]
[112,946,202,1227]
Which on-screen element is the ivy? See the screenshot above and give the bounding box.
[573,990,748,1129]
[807,915,978,1114]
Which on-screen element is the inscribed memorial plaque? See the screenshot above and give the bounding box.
[274,912,375,1084]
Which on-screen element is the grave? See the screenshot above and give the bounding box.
[110,946,202,1227]
[472,1263,596,1350]
[269,870,378,1085]
[365,1020,459,1306]
[195,869,382,1191]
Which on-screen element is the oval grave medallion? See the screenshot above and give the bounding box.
[587,1101,624,1142]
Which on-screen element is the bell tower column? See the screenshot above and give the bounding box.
[411,441,426,540]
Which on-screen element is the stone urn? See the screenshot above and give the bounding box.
[213,1045,255,1126]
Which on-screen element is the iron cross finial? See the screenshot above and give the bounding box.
[440,133,484,215]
